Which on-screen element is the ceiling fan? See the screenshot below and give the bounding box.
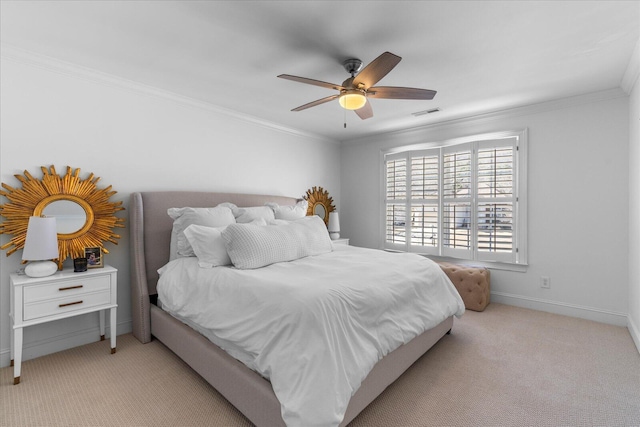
[277,51,436,120]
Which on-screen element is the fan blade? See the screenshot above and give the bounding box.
[354,99,373,120]
[291,94,340,111]
[367,86,437,100]
[278,74,343,91]
[354,52,402,89]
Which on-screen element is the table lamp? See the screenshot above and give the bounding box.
[328,212,340,240]
[22,216,59,277]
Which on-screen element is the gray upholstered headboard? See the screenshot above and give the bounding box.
[129,191,299,343]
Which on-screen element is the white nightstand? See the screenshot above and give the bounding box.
[10,265,117,385]
[332,238,350,246]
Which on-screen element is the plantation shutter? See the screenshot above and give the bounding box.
[476,139,517,263]
[442,144,473,259]
[382,130,525,265]
[408,151,439,254]
[384,153,408,250]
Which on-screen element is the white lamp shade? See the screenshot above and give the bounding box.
[328,212,340,232]
[22,217,59,261]
[328,212,340,240]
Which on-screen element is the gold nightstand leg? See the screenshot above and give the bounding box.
[111,347,116,354]
[14,376,20,385]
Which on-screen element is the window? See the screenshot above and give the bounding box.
[383,130,527,266]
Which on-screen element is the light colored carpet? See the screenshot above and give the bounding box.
[2,303,639,426]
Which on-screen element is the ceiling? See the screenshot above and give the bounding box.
[1,1,638,142]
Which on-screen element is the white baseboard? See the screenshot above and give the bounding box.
[0,320,131,368]
[628,315,640,356]
[491,292,628,327]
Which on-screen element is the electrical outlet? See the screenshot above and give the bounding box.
[540,276,550,289]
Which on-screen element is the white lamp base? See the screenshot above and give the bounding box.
[24,261,58,278]
[329,232,340,240]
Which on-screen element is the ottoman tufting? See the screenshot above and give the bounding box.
[437,262,490,311]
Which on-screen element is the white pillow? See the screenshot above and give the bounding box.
[217,202,238,211]
[266,200,309,220]
[168,206,236,260]
[222,215,332,269]
[183,224,231,268]
[218,202,281,223]
[233,206,276,223]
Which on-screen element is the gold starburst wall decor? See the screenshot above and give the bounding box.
[303,186,335,226]
[0,166,125,269]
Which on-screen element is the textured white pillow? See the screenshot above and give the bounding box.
[266,200,309,220]
[183,224,231,268]
[268,219,291,225]
[222,215,332,269]
[168,206,236,260]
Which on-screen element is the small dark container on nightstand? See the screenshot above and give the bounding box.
[73,258,87,272]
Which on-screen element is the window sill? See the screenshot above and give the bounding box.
[424,255,528,273]
[383,249,528,273]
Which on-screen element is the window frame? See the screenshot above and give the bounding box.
[380,129,528,269]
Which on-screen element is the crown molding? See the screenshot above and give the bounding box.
[621,37,640,95]
[0,44,337,145]
[343,88,628,146]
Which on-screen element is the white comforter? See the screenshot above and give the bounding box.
[157,245,465,427]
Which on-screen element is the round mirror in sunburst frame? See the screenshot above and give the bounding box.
[0,166,125,269]
[303,186,335,226]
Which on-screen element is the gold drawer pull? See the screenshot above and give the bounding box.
[59,300,83,308]
[59,285,83,291]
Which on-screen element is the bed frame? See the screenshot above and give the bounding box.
[130,191,453,426]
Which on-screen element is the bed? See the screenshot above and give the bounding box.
[130,191,464,427]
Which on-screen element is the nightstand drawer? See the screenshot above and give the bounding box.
[23,276,110,304]
[23,290,111,321]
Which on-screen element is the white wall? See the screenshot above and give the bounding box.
[2,47,637,367]
[0,52,341,367]
[628,52,640,352]
[341,91,630,326]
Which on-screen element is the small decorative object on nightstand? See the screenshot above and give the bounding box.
[85,247,103,268]
[73,257,87,272]
[9,265,118,385]
[328,212,340,240]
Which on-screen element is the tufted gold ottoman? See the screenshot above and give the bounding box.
[437,262,490,312]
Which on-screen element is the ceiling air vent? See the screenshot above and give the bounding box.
[412,108,440,117]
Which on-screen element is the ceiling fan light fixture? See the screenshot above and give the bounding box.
[338,90,367,110]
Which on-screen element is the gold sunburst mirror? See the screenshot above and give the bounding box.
[0,166,125,269]
[303,186,335,226]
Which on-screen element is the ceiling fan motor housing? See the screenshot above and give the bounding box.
[342,58,363,76]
